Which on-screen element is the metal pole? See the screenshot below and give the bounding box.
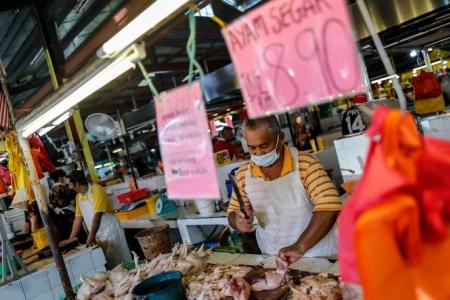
[356,0,407,111]
[358,52,375,101]
[117,111,138,188]
[285,112,296,146]
[72,107,98,182]
[421,49,433,72]
[0,62,75,299]
[64,120,82,169]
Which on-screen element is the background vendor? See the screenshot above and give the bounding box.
[61,170,131,268]
[227,116,340,264]
[214,126,244,160]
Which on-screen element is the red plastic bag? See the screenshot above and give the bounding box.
[412,71,442,100]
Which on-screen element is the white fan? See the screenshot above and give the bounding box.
[85,113,120,140]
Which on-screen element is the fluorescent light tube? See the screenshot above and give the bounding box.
[112,148,123,154]
[52,111,72,126]
[21,57,135,137]
[101,0,190,56]
[370,74,399,84]
[413,60,444,73]
[38,126,55,136]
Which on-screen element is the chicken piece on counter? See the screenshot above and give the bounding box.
[251,257,288,291]
[185,265,253,300]
[222,277,251,300]
[290,273,342,300]
[77,244,211,300]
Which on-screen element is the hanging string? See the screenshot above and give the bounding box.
[137,61,159,98]
[186,11,205,84]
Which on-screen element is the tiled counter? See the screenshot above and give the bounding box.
[0,247,106,300]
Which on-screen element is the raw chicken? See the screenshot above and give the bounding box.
[222,277,251,300]
[290,273,342,300]
[251,257,288,291]
[185,265,253,300]
[76,244,211,300]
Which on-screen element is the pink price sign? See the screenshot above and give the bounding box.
[155,82,220,199]
[222,0,363,118]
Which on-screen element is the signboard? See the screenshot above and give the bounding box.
[222,0,363,118]
[155,82,220,199]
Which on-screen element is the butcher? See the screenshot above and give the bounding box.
[227,116,340,264]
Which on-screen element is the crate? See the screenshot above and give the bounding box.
[117,188,149,204]
[115,205,148,221]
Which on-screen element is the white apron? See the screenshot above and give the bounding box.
[78,185,131,268]
[245,147,337,257]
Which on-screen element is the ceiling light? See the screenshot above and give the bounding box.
[38,126,55,136]
[370,74,399,84]
[112,148,123,154]
[226,108,231,111]
[412,60,444,72]
[409,50,417,57]
[20,44,145,137]
[101,0,190,56]
[428,48,433,52]
[52,111,72,126]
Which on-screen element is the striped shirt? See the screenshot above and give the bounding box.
[227,146,341,214]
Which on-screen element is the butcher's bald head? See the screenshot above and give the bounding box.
[243,116,284,157]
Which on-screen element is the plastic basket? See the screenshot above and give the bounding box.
[135,225,171,260]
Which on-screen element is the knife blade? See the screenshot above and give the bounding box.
[228,173,249,219]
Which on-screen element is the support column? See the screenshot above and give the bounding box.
[0,63,75,300]
[421,49,433,72]
[73,107,98,182]
[358,52,375,101]
[64,120,82,169]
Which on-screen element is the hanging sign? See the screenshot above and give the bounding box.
[155,82,220,199]
[222,0,364,118]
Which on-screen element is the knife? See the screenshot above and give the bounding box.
[228,174,249,219]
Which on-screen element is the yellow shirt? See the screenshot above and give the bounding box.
[227,146,341,214]
[75,184,112,217]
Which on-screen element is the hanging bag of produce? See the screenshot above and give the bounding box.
[412,70,445,114]
[339,107,450,299]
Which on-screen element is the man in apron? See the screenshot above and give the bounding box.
[227,116,340,264]
[61,170,131,268]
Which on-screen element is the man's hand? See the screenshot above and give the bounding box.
[86,235,96,247]
[278,242,305,265]
[231,210,254,233]
[59,237,78,247]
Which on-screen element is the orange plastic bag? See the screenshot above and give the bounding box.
[339,107,450,291]
[355,194,450,300]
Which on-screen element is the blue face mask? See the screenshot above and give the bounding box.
[251,135,280,167]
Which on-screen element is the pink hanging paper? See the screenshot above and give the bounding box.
[155,82,220,199]
[222,0,364,118]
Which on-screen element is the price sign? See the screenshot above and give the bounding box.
[222,0,363,118]
[155,82,220,199]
